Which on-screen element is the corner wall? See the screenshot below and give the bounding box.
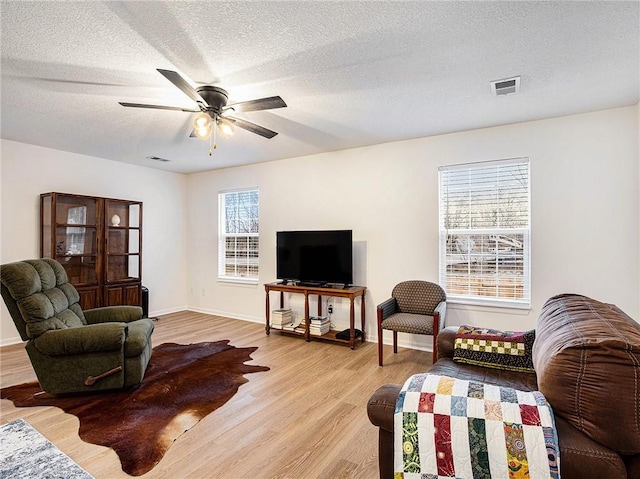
[0,140,189,345]
[186,105,640,352]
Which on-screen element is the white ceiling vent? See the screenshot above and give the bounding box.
[146,155,170,162]
[491,76,520,96]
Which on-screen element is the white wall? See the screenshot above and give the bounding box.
[0,140,189,345]
[186,105,639,352]
[2,105,638,350]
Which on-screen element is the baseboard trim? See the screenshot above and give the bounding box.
[149,306,189,318]
[0,336,22,347]
[186,307,263,324]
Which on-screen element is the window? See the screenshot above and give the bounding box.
[438,158,530,307]
[218,188,259,283]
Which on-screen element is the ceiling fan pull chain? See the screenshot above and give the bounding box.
[209,121,215,156]
[213,120,218,154]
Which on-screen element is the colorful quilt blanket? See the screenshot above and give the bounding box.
[394,374,560,479]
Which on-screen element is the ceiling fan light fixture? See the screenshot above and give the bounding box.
[192,112,212,140]
[119,69,286,147]
[217,118,235,138]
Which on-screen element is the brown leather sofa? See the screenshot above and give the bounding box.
[367,294,640,479]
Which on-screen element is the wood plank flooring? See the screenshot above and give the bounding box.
[0,311,432,479]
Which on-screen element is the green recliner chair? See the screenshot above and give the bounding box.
[1,258,154,395]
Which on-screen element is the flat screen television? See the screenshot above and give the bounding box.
[276,230,353,286]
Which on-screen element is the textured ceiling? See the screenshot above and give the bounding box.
[1,1,638,174]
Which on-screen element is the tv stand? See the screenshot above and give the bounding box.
[264,282,366,349]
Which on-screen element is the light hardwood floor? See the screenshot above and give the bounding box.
[0,311,432,479]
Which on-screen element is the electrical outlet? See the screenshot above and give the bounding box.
[328,304,333,314]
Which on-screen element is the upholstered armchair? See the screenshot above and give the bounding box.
[377,280,446,366]
[1,258,154,395]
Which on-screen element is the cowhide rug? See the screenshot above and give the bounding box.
[1,341,269,476]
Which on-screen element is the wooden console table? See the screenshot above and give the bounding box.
[264,282,366,349]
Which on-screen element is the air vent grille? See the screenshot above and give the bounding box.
[146,156,170,162]
[491,76,520,96]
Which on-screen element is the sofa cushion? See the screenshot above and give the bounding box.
[453,325,536,373]
[533,294,640,456]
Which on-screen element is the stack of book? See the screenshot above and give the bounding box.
[271,309,293,329]
[282,318,306,333]
[309,316,331,336]
[294,319,306,333]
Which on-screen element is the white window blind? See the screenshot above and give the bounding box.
[218,188,259,283]
[438,158,530,307]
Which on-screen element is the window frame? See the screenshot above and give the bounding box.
[438,158,531,309]
[217,188,260,284]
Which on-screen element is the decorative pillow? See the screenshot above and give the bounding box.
[453,325,536,373]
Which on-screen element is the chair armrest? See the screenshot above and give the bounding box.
[377,298,398,322]
[31,323,126,356]
[436,326,459,360]
[367,384,402,433]
[84,306,143,324]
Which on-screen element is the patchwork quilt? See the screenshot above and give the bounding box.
[394,374,560,479]
[453,325,536,373]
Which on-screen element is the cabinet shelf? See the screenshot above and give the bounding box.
[272,327,356,344]
[56,223,96,228]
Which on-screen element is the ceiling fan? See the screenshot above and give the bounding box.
[119,69,286,145]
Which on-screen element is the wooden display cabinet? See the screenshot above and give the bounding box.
[40,193,142,310]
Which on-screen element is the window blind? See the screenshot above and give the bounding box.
[218,188,259,282]
[438,158,530,307]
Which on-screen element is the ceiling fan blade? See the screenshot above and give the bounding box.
[119,102,199,112]
[224,115,278,139]
[225,96,287,113]
[157,69,207,105]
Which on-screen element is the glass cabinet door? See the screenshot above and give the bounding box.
[106,200,142,283]
[50,195,99,286]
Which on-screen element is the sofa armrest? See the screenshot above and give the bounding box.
[367,384,402,433]
[436,326,459,360]
[84,306,143,324]
[377,298,398,322]
[31,322,126,356]
[554,415,628,478]
[123,318,155,357]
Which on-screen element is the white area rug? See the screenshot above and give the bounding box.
[1,419,94,479]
